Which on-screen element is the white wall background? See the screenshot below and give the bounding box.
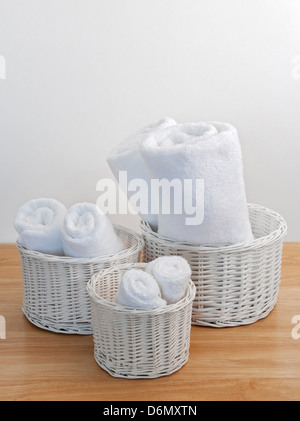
[0,0,300,242]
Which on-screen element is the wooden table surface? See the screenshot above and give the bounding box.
[0,242,299,402]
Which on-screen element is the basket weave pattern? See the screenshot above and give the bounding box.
[17,225,144,334]
[87,263,196,378]
[140,204,287,327]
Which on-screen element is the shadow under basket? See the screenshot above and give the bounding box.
[140,203,287,328]
[16,225,144,334]
[87,263,196,378]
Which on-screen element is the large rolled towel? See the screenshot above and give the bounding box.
[140,121,254,245]
[14,198,66,255]
[146,256,191,304]
[107,117,176,230]
[61,202,125,258]
[115,268,167,309]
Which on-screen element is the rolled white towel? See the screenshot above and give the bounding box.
[61,202,125,258]
[146,256,191,304]
[140,121,254,245]
[115,268,167,309]
[107,117,176,230]
[14,198,67,255]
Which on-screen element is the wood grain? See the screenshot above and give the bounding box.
[0,242,299,401]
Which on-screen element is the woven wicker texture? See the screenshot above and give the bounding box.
[140,203,287,327]
[87,262,196,378]
[16,225,144,334]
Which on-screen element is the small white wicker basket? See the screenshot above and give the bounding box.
[140,204,287,327]
[87,262,196,378]
[16,225,144,334]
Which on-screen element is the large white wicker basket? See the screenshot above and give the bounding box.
[140,204,287,327]
[16,225,144,334]
[87,262,196,378]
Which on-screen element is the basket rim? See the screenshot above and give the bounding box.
[16,224,144,263]
[87,262,196,314]
[140,203,287,253]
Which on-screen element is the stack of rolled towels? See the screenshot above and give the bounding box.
[107,118,254,246]
[115,256,192,309]
[14,198,125,258]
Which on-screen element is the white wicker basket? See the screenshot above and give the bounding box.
[140,203,287,327]
[87,263,196,378]
[16,225,144,334]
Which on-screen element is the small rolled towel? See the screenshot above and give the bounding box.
[140,121,254,245]
[14,198,67,255]
[146,256,191,304]
[107,117,176,230]
[61,202,125,258]
[115,268,167,309]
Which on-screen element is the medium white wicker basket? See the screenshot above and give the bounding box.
[16,225,144,335]
[140,203,287,327]
[87,262,196,378]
